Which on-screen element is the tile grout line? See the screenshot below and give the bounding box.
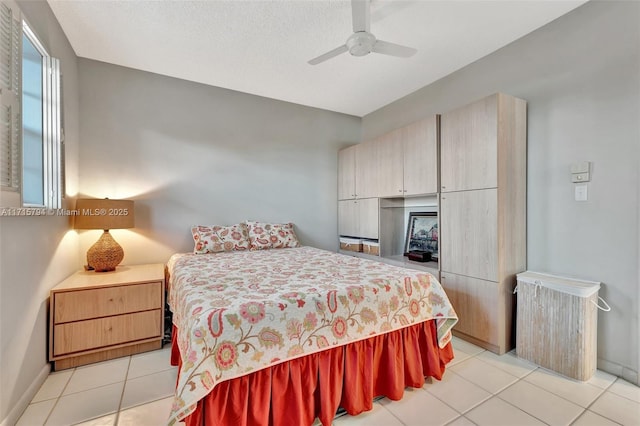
[436,349,528,416]
[424,369,493,417]
[113,355,134,426]
[444,349,550,424]
[113,351,177,422]
[492,367,588,426]
[442,414,474,426]
[493,393,555,426]
[569,410,624,426]
[602,378,640,404]
[492,366,557,426]
[375,399,407,426]
[42,367,76,426]
[573,378,626,426]
[419,347,496,422]
[389,340,632,426]
[495,353,637,423]
[29,344,637,426]
[518,371,610,411]
[490,363,621,426]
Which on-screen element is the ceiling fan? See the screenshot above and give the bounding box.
[308,0,417,65]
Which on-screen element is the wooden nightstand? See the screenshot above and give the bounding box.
[49,264,165,370]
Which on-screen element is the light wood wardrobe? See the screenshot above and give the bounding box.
[439,93,527,354]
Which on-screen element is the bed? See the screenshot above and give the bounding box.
[166,244,458,426]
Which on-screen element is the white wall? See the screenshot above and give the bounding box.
[77,59,361,265]
[0,1,80,424]
[362,1,639,384]
[2,4,638,424]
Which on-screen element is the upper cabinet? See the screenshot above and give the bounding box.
[375,117,439,197]
[355,140,379,199]
[338,115,439,201]
[338,145,357,200]
[403,116,439,196]
[440,95,499,192]
[373,128,404,198]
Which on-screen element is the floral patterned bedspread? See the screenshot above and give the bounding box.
[166,246,458,424]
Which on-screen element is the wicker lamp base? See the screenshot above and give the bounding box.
[87,230,124,272]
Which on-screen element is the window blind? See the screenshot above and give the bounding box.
[0,1,22,204]
[1,2,62,210]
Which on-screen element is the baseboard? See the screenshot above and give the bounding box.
[597,358,639,386]
[0,363,51,426]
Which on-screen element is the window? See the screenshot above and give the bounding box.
[0,1,62,210]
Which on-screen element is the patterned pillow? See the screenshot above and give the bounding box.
[245,221,300,250]
[191,224,250,254]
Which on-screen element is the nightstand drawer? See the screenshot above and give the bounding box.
[54,281,162,323]
[53,309,162,356]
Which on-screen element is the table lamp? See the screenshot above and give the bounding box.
[74,198,135,272]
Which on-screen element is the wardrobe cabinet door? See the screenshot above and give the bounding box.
[440,188,498,282]
[403,116,438,196]
[440,94,498,193]
[357,198,379,240]
[338,198,379,240]
[375,128,404,198]
[338,146,357,200]
[355,140,378,199]
[338,200,358,237]
[439,272,500,350]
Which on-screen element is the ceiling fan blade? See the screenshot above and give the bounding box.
[372,40,417,58]
[351,0,370,33]
[308,45,349,65]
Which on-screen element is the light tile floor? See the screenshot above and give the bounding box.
[16,338,640,425]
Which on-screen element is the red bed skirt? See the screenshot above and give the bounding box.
[171,320,454,426]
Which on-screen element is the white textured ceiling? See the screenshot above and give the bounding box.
[47,0,586,117]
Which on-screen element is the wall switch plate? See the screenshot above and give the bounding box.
[575,184,588,201]
[571,161,590,174]
[572,172,590,183]
[571,161,591,182]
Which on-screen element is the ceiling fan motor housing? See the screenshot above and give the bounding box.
[347,31,376,56]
